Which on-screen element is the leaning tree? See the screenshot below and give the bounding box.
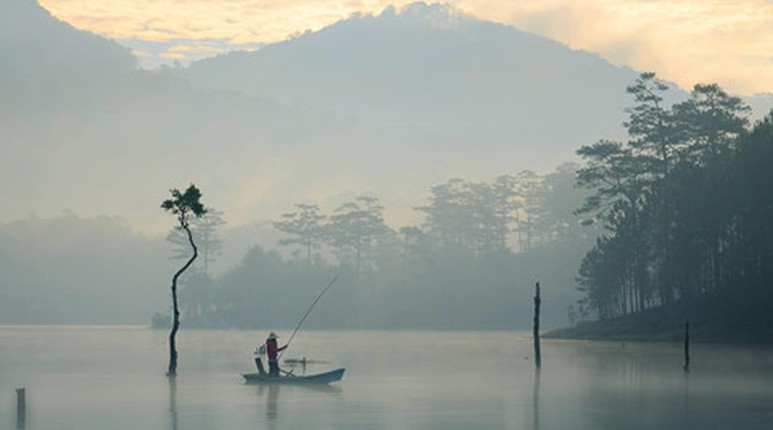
[161,184,206,377]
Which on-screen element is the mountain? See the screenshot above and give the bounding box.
[4,1,769,326]
[0,0,135,75]
[9,1,767,236]
[0,1,361,230]
[185,3,639,157]
[4,2,768,231]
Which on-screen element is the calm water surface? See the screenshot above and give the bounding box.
[1,326,772,429]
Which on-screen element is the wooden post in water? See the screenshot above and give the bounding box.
[683,320,690,373]
[16,387,26,429]
[533,282,542,369]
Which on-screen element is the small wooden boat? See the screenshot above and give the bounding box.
[242,368,345,385]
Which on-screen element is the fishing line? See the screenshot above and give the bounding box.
[279,274,339,358]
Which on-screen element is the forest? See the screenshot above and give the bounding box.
[170,72,773,335]
[2,72,770,335]
[0,161,593,329]
[163,162,597,330]
[573,73,773,336]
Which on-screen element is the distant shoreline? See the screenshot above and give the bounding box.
[544,320,773,345]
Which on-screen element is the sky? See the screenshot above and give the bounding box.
[39,0,773,96]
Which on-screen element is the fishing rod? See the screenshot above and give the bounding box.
[279,274,339,358]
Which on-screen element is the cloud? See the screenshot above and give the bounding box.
[450,0,773,94]
[39,0,773,94]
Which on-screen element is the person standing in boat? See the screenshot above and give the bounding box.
[265,332,287,376]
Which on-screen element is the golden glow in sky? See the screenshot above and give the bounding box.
[39,0,773,95]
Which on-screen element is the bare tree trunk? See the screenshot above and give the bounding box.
[168,225,198,377]
[683,320,690,373]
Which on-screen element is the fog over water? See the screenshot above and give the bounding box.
[3,2,773,428]
[2,1,773,331]
[2,327,773,430]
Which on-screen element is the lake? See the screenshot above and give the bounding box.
[1,326,772,429]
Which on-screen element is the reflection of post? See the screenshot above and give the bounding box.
[168,378,178,430]
[682,320,690,427]
[16,387,26,430]
[532,370,541,430]
[683,366,690,428]
[533,282,541,369]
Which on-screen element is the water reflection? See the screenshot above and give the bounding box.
[533,369,540,430]
[5,328,773,430]
[16,387,26,430]
[683,372,690,429]
[575,345,683,429]
[168,378,178,430]
[258,384,280,429]
[561,341,773,430]
[254,382,342,429]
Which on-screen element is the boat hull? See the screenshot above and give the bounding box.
[242,368,345,385]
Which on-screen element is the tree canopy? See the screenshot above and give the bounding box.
[574,73,773,334]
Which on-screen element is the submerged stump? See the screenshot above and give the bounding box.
[16,387,26,429]
[683,320,690,373]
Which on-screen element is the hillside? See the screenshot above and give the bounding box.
[3,1,771,327]
[185,3,640,163]
[4,2,770,231]
[546,296,773,344]
[0,0,135,75]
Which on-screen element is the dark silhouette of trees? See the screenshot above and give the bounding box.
[731,113,773,316]
[143,75,773,336]
[576,140,648,219]
[672,83,749,164]
[625,72,677,179]
[573,73,773,332]
[161,184,206,377]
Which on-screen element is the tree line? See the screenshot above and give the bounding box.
[167,164,596,329]
[271,168,589,272]
[168,72,772,333]
[574,72,773,328]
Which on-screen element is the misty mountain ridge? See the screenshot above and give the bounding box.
[185,2,640,153]
[0,0,134,78]
[2,1,772,328]
[2,1,770,233]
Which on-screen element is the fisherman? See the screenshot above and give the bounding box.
[265,332,288,376]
